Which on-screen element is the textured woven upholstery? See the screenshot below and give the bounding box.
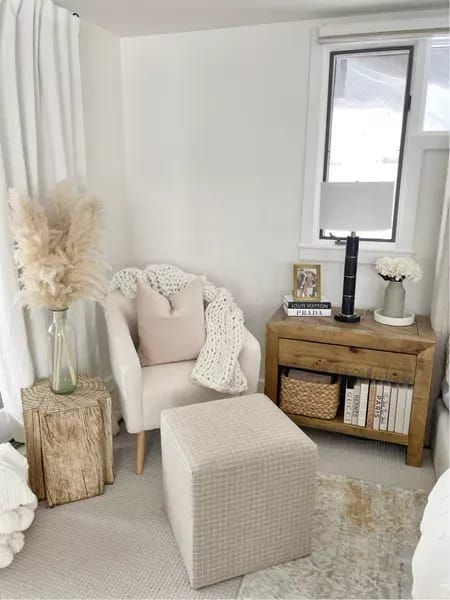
[161,394,317,588]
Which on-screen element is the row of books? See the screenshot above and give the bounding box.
[343,377,412,435]
[283,295,331,317]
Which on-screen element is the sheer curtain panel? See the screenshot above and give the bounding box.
[431,157,450,400]
[0,0,97,441]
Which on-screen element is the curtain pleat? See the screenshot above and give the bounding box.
[0,0,96,441]
[430,156,450,405]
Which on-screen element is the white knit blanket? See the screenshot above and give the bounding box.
[0,444,37,568]
[110,265,247,394]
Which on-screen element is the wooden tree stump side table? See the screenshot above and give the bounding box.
[22,375,114,507]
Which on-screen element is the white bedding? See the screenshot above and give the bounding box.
[0,444,37,568]
[432,397,450,479]
[432,335,449,479]
[412,469,450,599]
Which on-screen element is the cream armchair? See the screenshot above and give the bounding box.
[105,289,261,474]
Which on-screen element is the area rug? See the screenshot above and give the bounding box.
[238,473,427,600]
[1,431,427,600]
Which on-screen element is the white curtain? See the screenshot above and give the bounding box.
[0,0,99,440]
[430,156,450,407]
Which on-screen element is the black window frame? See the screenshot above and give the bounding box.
[320,45,414,243]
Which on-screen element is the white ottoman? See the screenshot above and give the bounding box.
[161,393,317,588]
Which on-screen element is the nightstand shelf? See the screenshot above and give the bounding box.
[265,308,436,466]
[286,412,409,446]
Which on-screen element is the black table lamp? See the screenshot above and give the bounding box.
[319,181,395,324]
[335,231,360,323]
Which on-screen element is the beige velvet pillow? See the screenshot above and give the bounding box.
[137,278,206,367]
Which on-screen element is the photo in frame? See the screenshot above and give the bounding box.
[293,263,322,301]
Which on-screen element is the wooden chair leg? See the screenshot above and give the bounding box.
[136,431,147,474]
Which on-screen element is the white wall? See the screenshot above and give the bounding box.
[79,20,129,388]
[121,18,447,356]
[121,22,311,344]
[80,20,130,271]
[412,149,448,310]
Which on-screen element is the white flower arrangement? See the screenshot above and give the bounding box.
[375,256,422,283]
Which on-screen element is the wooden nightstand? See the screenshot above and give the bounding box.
[265,308,436,467]
[22,376,114,506]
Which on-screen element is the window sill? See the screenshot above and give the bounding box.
[298,242,416,264]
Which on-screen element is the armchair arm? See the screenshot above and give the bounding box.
[240,327,261,394]
[105,300,143,434]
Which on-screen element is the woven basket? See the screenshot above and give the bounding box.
[279,374,340,420]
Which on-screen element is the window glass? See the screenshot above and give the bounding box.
[321,48,412,241]
[423,42,450,132]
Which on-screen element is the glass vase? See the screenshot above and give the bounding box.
[47,309,78,394]
[383,280,406,318]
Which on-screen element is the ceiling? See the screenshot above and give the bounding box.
[56,0,448,37]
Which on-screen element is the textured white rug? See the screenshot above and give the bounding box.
[1,430,427,599]
[238,473,427,600]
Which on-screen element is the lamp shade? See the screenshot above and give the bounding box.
[320,181,395,232]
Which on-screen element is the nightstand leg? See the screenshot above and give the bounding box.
[406,442,423,467]
[265,326,279,403]
[407,347,434,467]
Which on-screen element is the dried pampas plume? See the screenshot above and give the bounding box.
[9,182,107,310]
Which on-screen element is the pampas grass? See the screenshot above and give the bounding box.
[9,182,107,310]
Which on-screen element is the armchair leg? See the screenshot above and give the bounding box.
[136,431,147,475]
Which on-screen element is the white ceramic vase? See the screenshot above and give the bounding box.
[383,280,406,318]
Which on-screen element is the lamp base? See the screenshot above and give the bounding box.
[334,313,361,323]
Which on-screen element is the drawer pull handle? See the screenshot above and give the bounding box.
[349,347,358,353]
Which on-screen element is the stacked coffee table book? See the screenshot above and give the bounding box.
[343,377,413,435]
[282,295,331,317]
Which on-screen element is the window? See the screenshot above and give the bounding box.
[300,26,450,262]
[423,40,450,132]
[320,47,413,242]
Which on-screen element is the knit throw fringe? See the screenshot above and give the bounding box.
[110,265,248,394]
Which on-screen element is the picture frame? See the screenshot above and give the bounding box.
[293,263,322,301]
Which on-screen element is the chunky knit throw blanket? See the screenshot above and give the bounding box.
[0,444,37,568]
[110,265,247,394]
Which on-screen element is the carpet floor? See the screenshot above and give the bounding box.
[305,427,436,492]
[1,431,241,600]
[1,429,428,599]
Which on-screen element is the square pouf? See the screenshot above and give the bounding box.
[161,393,317,588]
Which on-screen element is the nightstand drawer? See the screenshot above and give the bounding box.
[278,338,416,384]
